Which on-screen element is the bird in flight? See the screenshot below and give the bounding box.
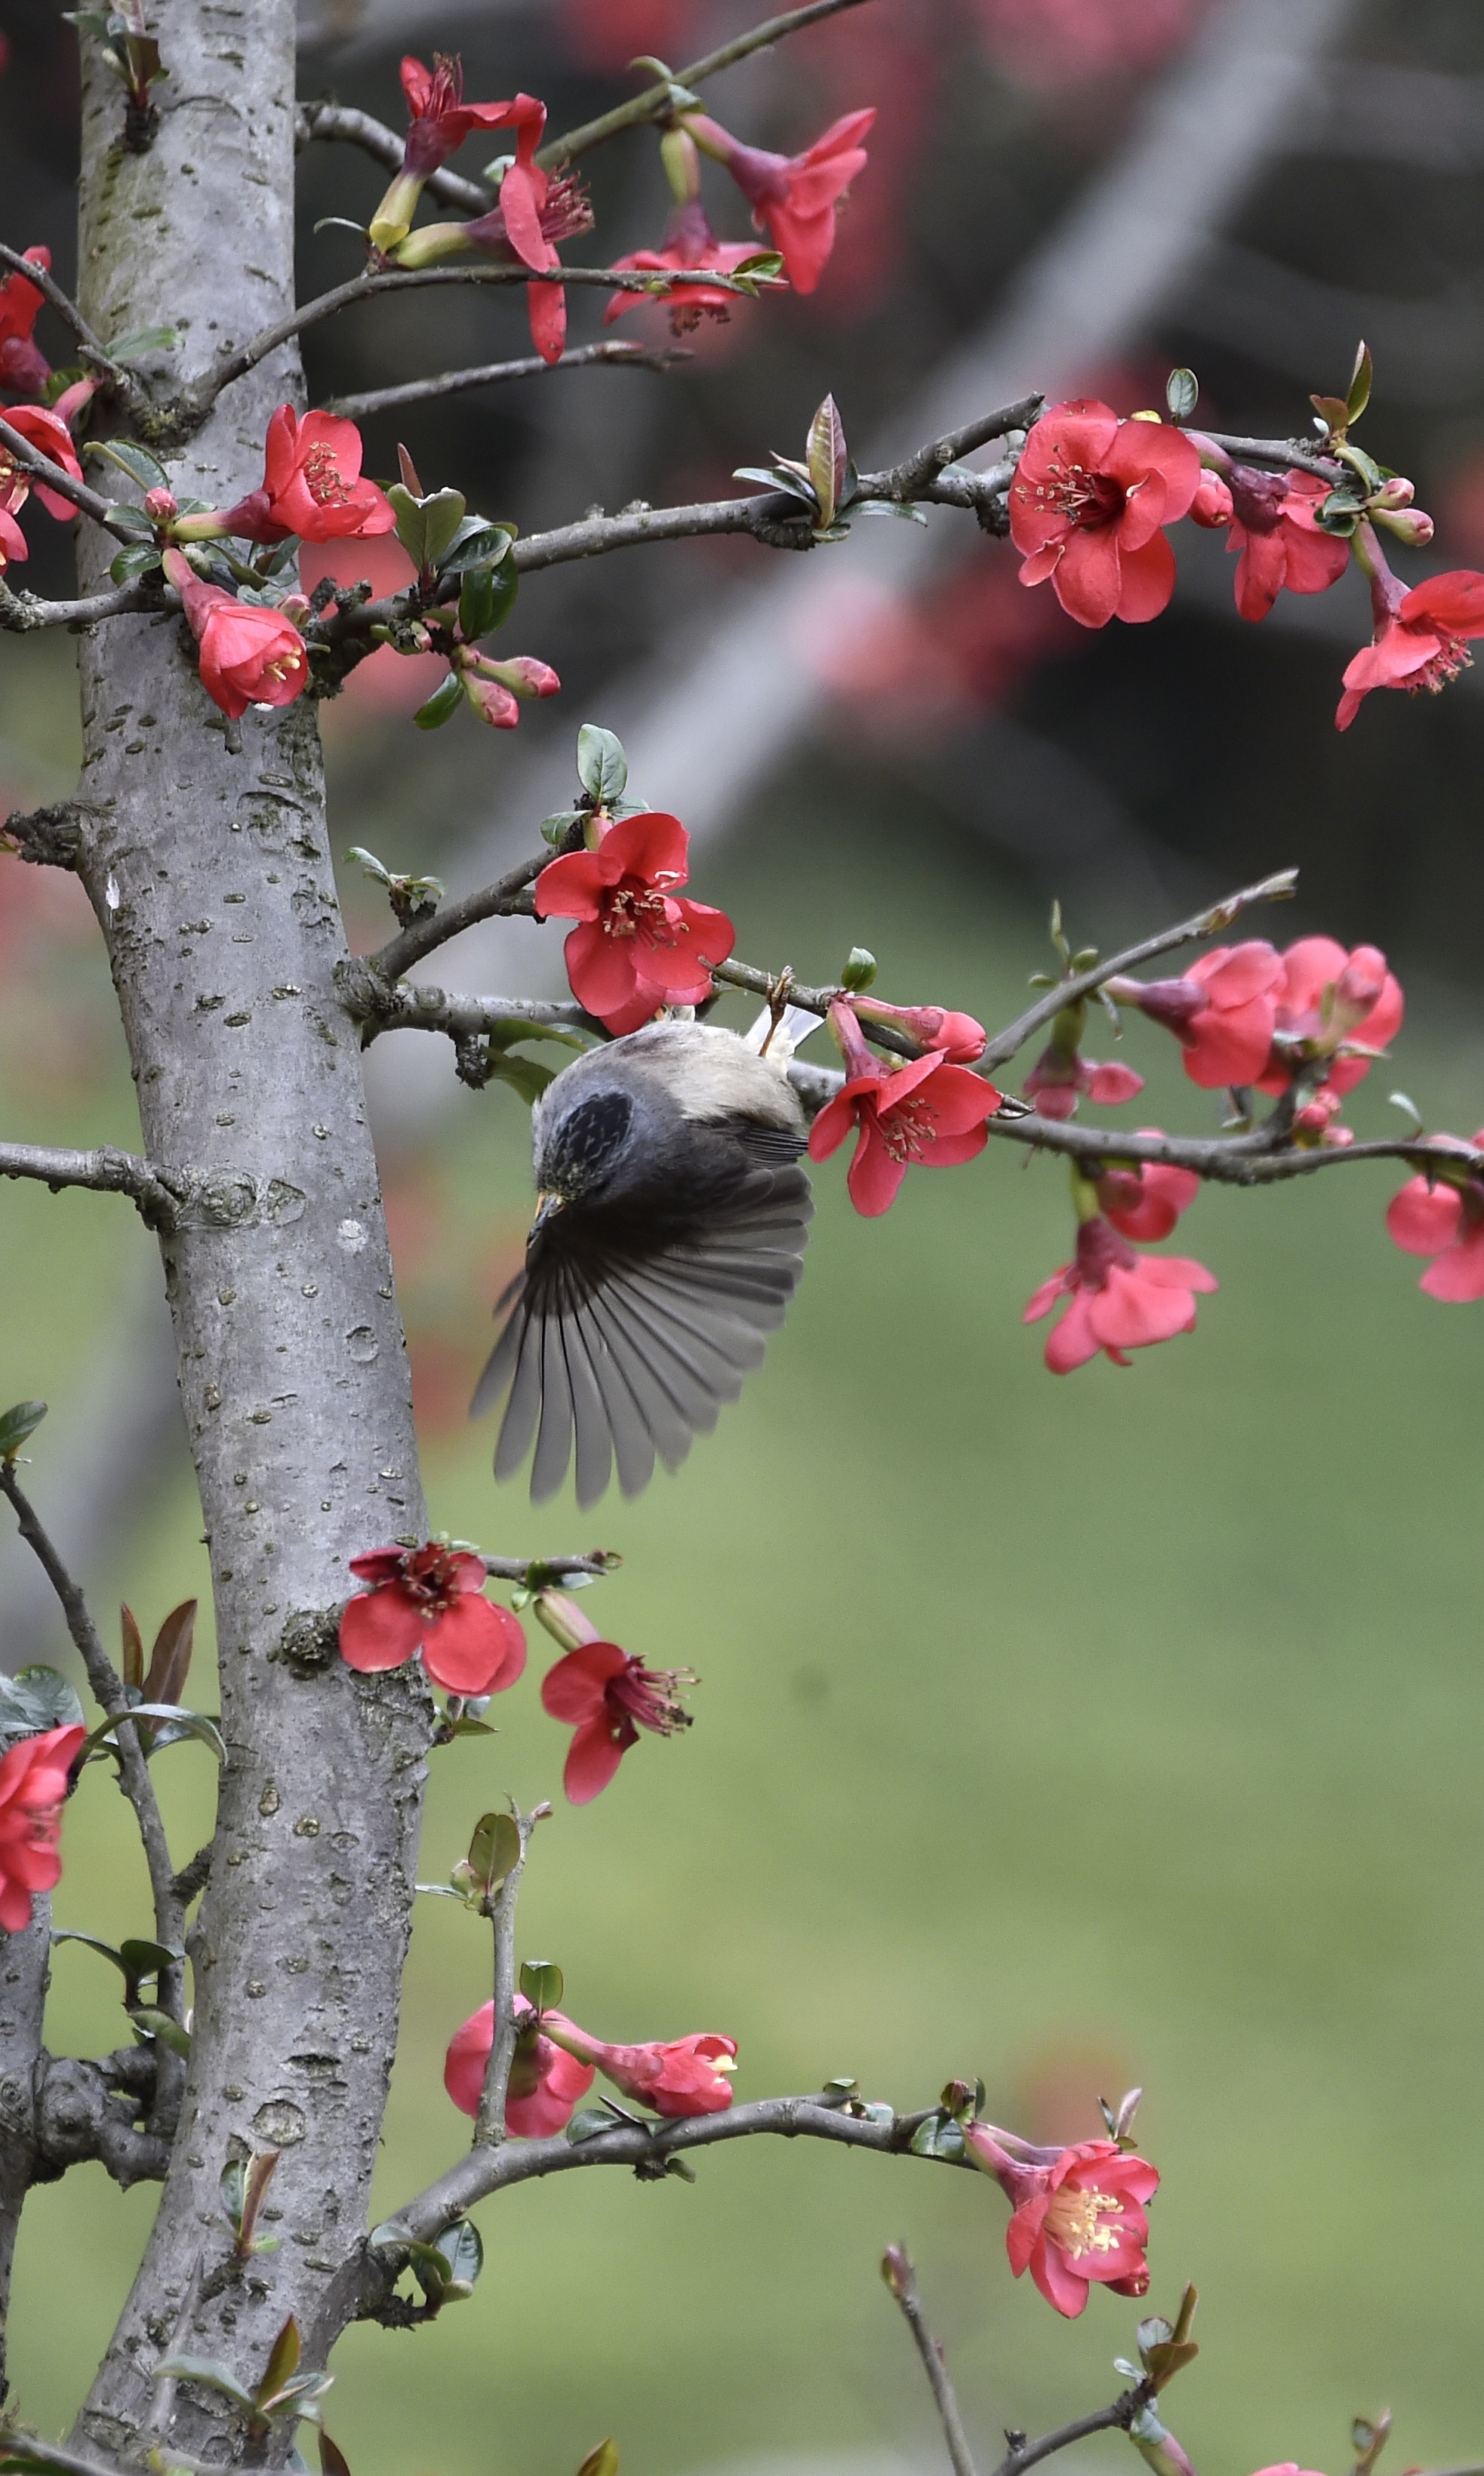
[472,1018,814,1507]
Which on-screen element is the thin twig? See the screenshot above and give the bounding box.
[350,852,553,990]
[0,2430,146,2476]
[882,2248,979,2476]
[0,245,140,399]
[0,415,134,540]
[988,2402,1141,2476]
[538,0,876,167]
[0,1141,179,1224]
[979,867,1300,1070]
[1194,428,1344,482]
[877,396,1043,496]
[473,1813,531,2146]
[324,338,691,422]
[0,1469,183,1969]
[482,1554,617,1581]
[182,266,777,420]
[984,1115,1473,1187]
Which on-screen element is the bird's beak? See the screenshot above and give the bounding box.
[531,1189,566,1235]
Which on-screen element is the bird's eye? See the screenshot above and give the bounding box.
[546,1089,634,1190]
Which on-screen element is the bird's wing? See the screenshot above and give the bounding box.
[472,1162,813,1508]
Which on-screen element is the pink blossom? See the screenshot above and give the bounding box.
[1024,1213,1217,1371]
[1386,1135,1484,1301]
[445,1994,595,2135]
[966,2123,1159,2317]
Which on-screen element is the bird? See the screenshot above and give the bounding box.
[472,1017,814,1507]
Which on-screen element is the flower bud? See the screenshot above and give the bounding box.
[142,486,177,523]
[879,2244,911,2299]
[1372,505,1434,547]
[1370,476,1415,510]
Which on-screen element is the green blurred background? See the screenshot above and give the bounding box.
[4,614,1484,2476]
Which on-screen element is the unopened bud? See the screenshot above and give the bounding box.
[840,947,877,993]
[534,1589,600,1654]
[143,487,177,523]
[1373,505,1434,547]
[1370,476,1415,510]
[880,2244,911,2299]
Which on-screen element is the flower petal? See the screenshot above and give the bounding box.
[339,1585,422,1672]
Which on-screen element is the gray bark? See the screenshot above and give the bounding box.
[0,1902,51,2404]
[64,2,431,2453]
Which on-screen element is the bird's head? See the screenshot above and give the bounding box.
[532,1084,637,1212]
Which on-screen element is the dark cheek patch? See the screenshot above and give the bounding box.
[544,1090,635,1191]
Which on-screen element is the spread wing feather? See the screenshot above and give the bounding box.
[476,1159,811,1505]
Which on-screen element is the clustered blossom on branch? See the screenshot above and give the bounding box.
[0,245,52,399]
[444,1992,736,2127]
[0,1722,86,1932]
[1024,1176,1218,1374]
[0,400,82,570]
[338,1541,527,1695]
[1386,1138,1484,1299]
[808,997,1002,1215]
[966,2120,1159,2317]
[534,810,737,1035]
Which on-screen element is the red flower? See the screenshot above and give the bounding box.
[1337,567,1484,730]
[966,2123,1159,2318]
[1218,466,1350,621]
[1095,1147,1199,1242]
[1109,941,1284,1091]
[0,1724,86,1935]
[1386,1136,1484,1301]
[853,999,988,1064]
[685,108,876,293]
[545,2016,737,2117]
[605,199,771,334]
[339,1541,527,1696]
[534,811,735,1035]
[1009,401,1202,627]
[540,1641,694,1805]
[163,551,310,720]
[0,246,52,399]
[399,53,528,174]
[0,402,85,524]
[808,1000,1000,1216]
[455,648,561,728]
[445,1994,596,2135]
[1024,1213,1217,1372]
[1024,1044,1143,1120]
[213,408,394,545]
[1255,937,1403,1101]
[391,170,592,365]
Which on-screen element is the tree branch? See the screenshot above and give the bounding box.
[979,867,1300,1070]
[346,852,553,993]
[989,2400,1142,2476]
[482,1554,617,1582]
[0,1471,184,1994]
[0,416,134,541]
[180,267,776,422]
[0,577,162,634]
[0,1141,179,1226]
[473,1814,532,2146]
[1194,428,1347,482]
[984,1114,1473,1188]
[537,0,876,168]
[0,246,142,403]
[882,2248,979,2476]
[323,338,691,423]
[354,982,594,1050]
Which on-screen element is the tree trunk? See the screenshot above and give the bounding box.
[68,4,431,2451]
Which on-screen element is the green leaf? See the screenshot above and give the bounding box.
[806,395,847,534]
[1346,340,1372,425]
[103,502,157,537]
[443,1714,497,1738]
[840,947,876,992]
[0,1665,85,1750]
[436,521,517,580]
[124,1703,226,1761]
[1165,367,1199,421]
[153,2356,256,2413]
[221,2156,247,2231]
[319,2431,353,2476]
[386,483,466,573]
[84,437,171,492]
[908,2113,965,2160]
[485,1052,556,1106]
[454,555,519,645]
[519,1958,564,2013]
[576,723,627,807]
[576,2440,620,2476]
[434,2218,483,2288]
[130,2007,192,2057]
[257,2315,300,2410]
[466,1810,522,1895]
[51,1929,126,1975]
[732,464,816,507]
[414,673,463,731]
[119,1937,182,1979]
[0,1400,46,1459]
[106,325,180,363]
[852,497,928,525]
[540,809,583,845]
[565,2108,619,2143]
